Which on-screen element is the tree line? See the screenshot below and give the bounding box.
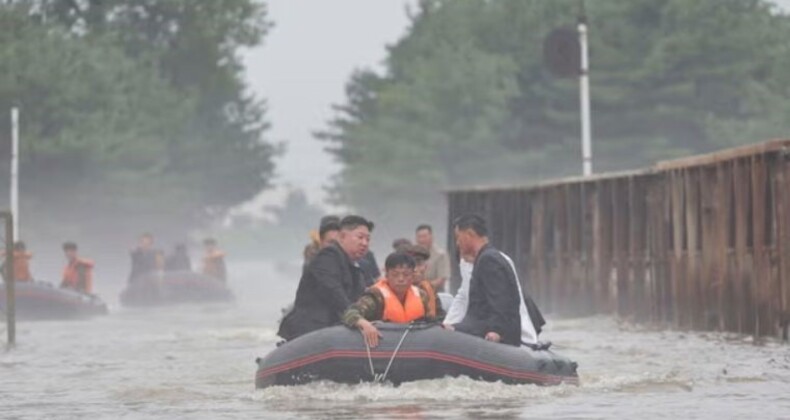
[322,0,790,231]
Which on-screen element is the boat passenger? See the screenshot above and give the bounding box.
[202,238,227,282]
[128,233,159,283]
[278,215,372,341]
[61,241,95,294]
[391,238,412,252]
[303,215,341,266]
[415,224,451,292]
[164,243,192,271]
[343,252,435,348]
[0,241,34,282]
[404,244,445,320]
[358,250,380,287]
[447,214,545,347]
[443,251,474,325]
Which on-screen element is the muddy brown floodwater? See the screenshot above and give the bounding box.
[1,260,789,419]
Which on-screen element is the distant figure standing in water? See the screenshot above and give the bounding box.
[164,243,192,272]
[201,238,227,282]
[61,241,95,294]
[128,233,159,283]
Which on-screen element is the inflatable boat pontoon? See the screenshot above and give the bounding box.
[256,322,578,388]
[0,281,108,320]
[120,270,234,307]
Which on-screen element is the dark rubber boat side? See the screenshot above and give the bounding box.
[256,322,578,388]
[120,270,234,307]
[0,281,108,320]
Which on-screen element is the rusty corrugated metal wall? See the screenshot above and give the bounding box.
[447,139,790,338]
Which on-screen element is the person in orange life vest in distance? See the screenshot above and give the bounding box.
[0,241,34,282]
[343,252,436,348]
[445,214,545,347]
[60,241,95,294]
[202,238,227,282]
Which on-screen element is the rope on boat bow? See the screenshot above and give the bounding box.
[364,323,414,383]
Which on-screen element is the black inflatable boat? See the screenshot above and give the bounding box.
[120,270,233,307]
[256,322,578,388]
[0,281,108,320]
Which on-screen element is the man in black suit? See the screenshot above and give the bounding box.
[278,215,374,341]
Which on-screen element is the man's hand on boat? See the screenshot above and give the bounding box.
[485,332,501,343]
[356,319,383,348]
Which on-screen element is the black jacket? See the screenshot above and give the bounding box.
[455,244,522,346]
[278,242,366,340]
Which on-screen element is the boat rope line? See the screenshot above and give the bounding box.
[364,323,414,383]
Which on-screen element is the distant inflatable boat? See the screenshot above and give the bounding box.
[119,270,234,307]
[255,322,578,388]
[0,281,108,320]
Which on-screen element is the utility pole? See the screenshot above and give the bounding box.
[10,108,19,240]
[2,211,15,348]
[578,1,593,176]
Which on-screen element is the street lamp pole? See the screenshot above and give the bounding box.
[578,1,593,176]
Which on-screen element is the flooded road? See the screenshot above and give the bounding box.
[1,260,789,419]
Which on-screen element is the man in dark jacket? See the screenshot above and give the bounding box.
[278,215,373,341]
[447,214,545,347]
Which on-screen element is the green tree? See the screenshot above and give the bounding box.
[322,0,790,230]
[0,1,276,245]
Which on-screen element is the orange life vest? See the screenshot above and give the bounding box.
[62,258,94,294]
[13,251,33,281]
[202,251,226,281]
[418,279,438,318]
[372,279,425,323]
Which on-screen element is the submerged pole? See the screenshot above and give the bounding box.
[2,211,15,347]
[578,2,593,176]
[10,108,19,240]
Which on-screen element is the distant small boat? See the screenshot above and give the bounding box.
[256,322,578,389]
[0,281,108,320]
[119,270,234,307]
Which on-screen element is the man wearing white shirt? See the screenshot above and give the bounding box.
[444,214,545,346]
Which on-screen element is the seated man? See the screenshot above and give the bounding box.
[0,241,34,282]
[61,241,95,294]
[201,238,227,282]
[404,244,445,320]
[448,214,545,347]
[279,215,373,341]
[343,252,435,348]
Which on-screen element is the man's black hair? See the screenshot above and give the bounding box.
[62,241,78,251]
[203,238,217,246]
[319,220,341,239]
[13,241,26,251]
[340,215,374,232]
[384,251,416,271]
[453,214,488,237]
[415,224,432,233]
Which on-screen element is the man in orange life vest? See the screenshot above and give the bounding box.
[0,241,34,282]
[61,241,95,294]
[342,252,436,347]
[201,238,227,282]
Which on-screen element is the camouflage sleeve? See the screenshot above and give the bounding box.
[434,290,446,322]
[418,289,437,322]
[342,290,385,327]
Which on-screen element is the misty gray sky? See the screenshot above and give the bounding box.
[243,0,415,212]
[243,0,790,212]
